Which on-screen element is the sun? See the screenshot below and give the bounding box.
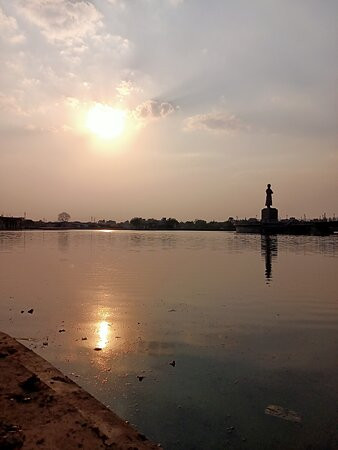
[86,103,127,139]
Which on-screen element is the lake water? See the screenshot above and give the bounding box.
[0,230,337,449]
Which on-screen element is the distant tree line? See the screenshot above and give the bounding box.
[125,217,235,231]
[13,214,338,232]
[21,216,236,231]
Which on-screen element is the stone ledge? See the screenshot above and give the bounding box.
[0,331,161,450]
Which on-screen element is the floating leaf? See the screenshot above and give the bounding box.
[265,404,301,423]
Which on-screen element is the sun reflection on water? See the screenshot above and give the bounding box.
[97,320,110,349]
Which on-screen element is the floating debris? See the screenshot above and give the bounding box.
[94,347,102,351]
[169,360,176,367]
[265,404,302,423]
[27,309,34,314]
[137,376,145,382]
[58,329,66,333]
[81,337,87,341]
[42,342,48,346]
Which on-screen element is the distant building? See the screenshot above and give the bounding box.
[0,216,24,230]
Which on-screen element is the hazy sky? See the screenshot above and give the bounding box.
[0,0,337,221]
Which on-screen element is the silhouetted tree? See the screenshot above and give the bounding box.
[166,218,179,229]
[58,212,71,222]
[194,219,207,229]
[130,217,144,229]
[145,218,159,229]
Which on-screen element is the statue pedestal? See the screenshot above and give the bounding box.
[261,207,278,223]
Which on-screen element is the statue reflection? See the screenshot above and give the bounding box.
[261,235,278,283]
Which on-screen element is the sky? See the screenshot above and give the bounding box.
[0,0,337,221]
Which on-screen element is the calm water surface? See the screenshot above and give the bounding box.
[0,231,337,449]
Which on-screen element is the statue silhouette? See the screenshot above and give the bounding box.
[265,184,273,208]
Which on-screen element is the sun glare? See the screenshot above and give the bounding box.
[86,104,126,139]
[97,320,110,349]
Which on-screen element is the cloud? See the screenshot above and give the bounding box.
[90,32,131,62]
[106,0,126,8]
[184,111,247,133]
[116,80,141,98]
[91,32,130,51]
[0,92,27,116]
[134,99,176,120]
[0,6,25,44]
[16,0,103,45]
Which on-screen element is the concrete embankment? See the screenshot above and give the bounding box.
[0,331,161,449]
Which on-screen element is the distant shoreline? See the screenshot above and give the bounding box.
[1,215,337,234]
[0,216,236,232]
